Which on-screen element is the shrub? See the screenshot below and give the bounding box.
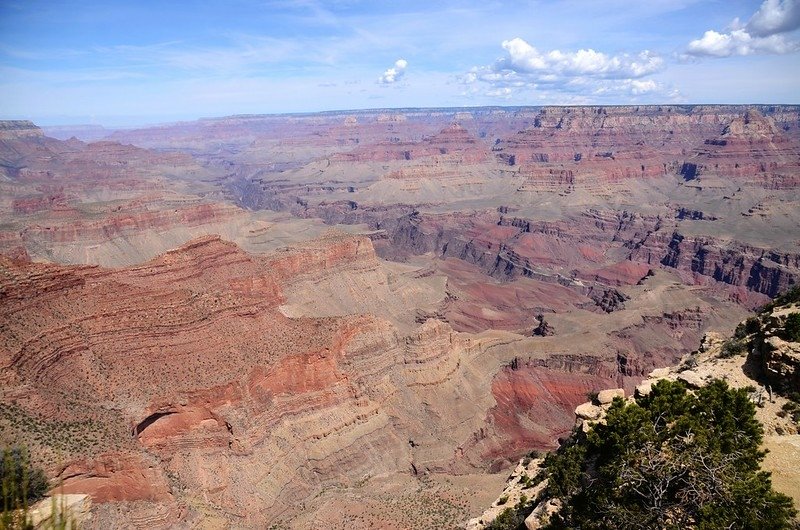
[486,497,532,530]
[781,312,800,342]
[1,446,49,508]
[760,285,800,314]
[781,401,800,423]
[542,379,797,529]
[720,338,748,358]
[773,285,800,307]
[734,317,760,339]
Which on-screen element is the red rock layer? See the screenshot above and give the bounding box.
[0,234,500,525]
[480,358,617,458]
[682,110,800,188]
[483,106,799,192]
[20,203,239,245]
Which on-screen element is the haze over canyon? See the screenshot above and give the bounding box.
[1,104,799,528]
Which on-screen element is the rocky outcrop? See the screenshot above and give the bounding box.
[532,315,555,336]
[0,235,506,526]
[682,110,800,189]
[466,457,547,530]
[0,120,44,140]
[640,231,800,298]
[470,299,800,529]
[57,452,173,503]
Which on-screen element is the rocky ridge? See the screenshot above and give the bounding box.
[468,294,800,529]
[0,234,513,527]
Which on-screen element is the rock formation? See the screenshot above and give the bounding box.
[1,105,798,528]
[470,293,800,529]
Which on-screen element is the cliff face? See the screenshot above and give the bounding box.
[488,106,800,192]
[0,120,44,140]
[0,235,509,526]
[340,206,796,301]
[1,106,798,528]
[682,110,800,189]
[469,294,800,530]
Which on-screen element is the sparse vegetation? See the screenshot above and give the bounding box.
[779,401,800,423]
[761,285,800,313]
[2,446,49,529]
[485,496,532,530]
[540,379,797,529]
[1,447,49,507]
[719,337,748,358]
[734,316,760,339]
[0,403,124,462]
[781,312,800,342]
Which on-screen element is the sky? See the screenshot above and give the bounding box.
[1,0,799,126]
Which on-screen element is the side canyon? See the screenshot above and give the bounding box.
[2,105,799,528]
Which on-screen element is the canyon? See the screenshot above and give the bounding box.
[1,105,799,528]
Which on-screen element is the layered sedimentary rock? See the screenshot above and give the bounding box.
[490,105,800,192]
[0,235,505,526]
[1,106,798,528]
[682,110,800,189]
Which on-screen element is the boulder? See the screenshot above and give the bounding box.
[597,388,624,405]
[677,369,705,388]
[575,402,603,420]
[635,380,654,397]
[649,367,672,378]
[525,498,562,530]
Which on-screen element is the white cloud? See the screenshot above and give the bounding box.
[378,58,408,84]
[627,79,660,95]
[486,87,513,98]
[685,0,800,57]
[463,37,671,102]
[460,71,478,84]
[747,0,800,37]
[687,29,798,57]
[498,38,663,79]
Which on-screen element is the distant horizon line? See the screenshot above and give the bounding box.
[7,102,800,130]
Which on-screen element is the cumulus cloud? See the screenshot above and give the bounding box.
[486,87,513,98]
[686,0,800,57]
[625,79,660,95]
[747,0,800,36]
[378,59,408,84]
[498,38,663,79]
[687,29,798,56]
[462,37,672,102]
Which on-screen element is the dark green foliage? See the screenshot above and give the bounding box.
[543,379,797,529]
[782,313,800,342]
[520,472,544,489]
[773,285,800,306]
[734,317,760,339]
[486,497,532,530]
[720,338,748,358]
[1,447,48,508]
[761,285,800,314]
[542,441,585,499]
[780,401,800,423]
[2,446,49,529]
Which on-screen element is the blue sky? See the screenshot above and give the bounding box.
[1,0,799,126]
